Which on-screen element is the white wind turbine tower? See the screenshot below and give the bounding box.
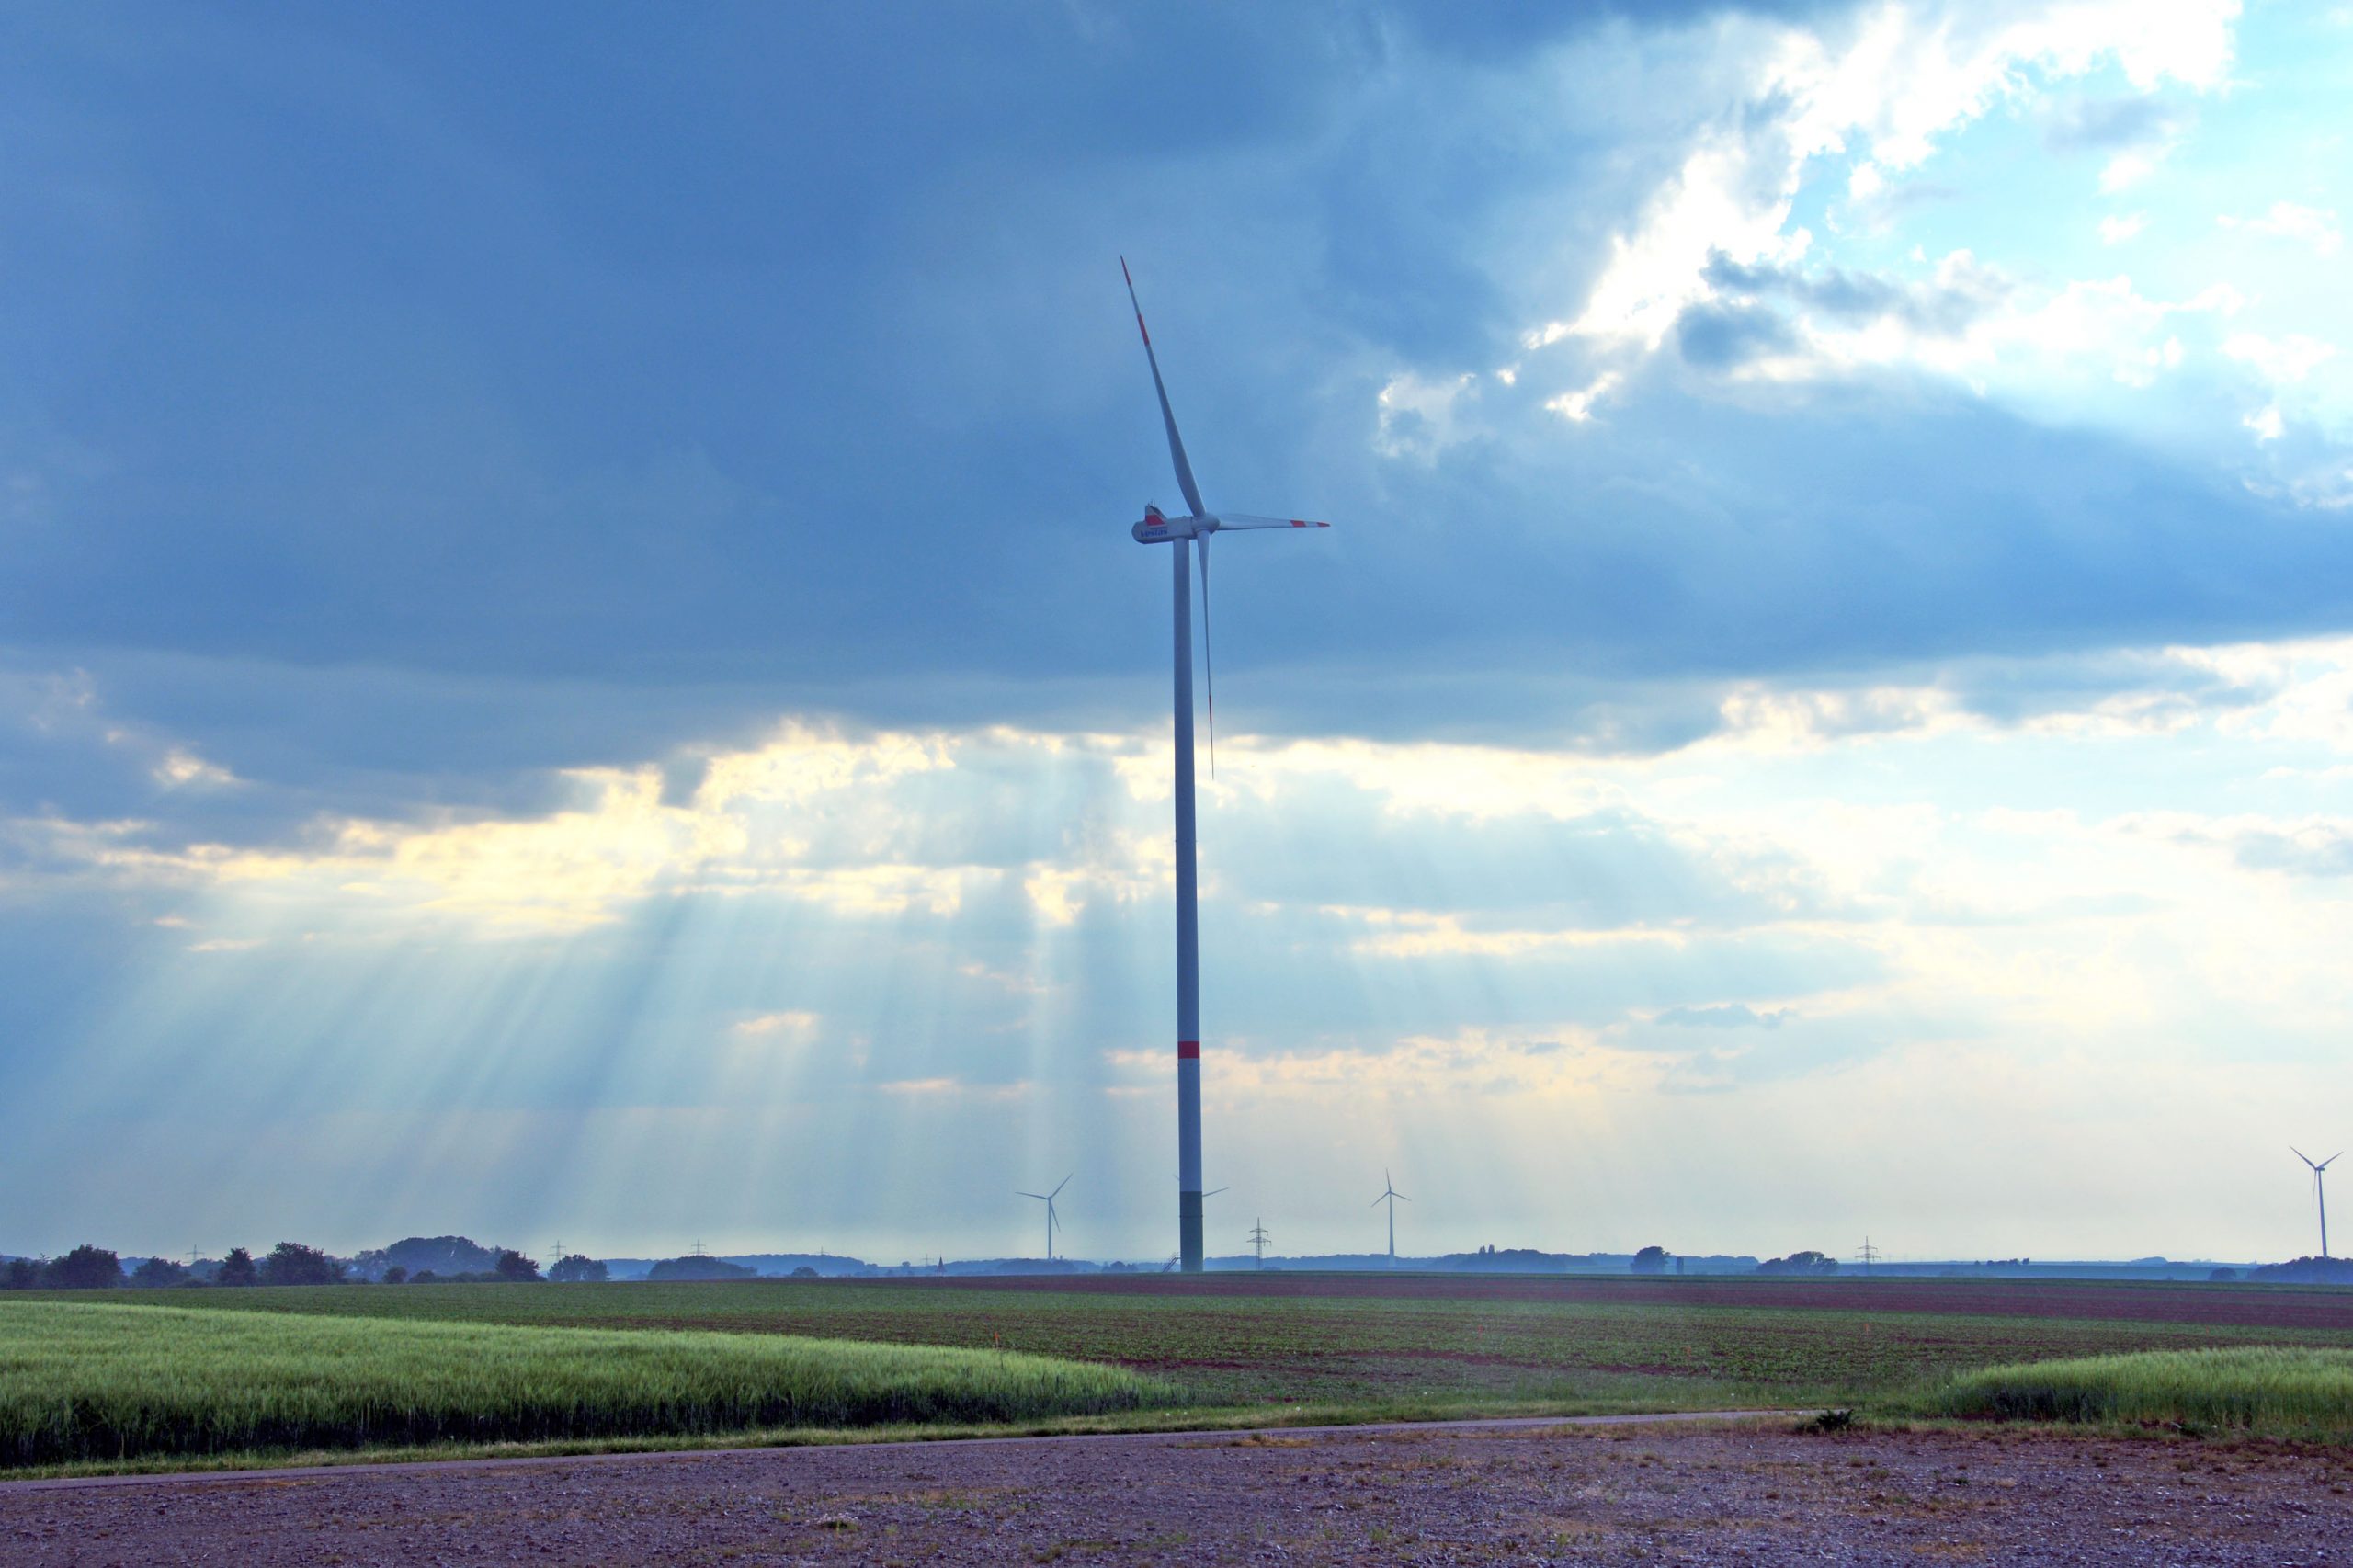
[2293,1148,2341,1258]
[1018,1175,1072,1262]
[1121,258,1333,1273]
[1373,1170,1409,1265]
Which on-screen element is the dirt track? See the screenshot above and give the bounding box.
[7,1415,2350,1565]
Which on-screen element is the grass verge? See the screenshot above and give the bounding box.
[1922,1346,2353,1440]
[0,1301,1172,1468]
[0,1401,1782,1482]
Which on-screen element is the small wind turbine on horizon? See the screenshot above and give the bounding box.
[2293,1147,2341,1259]
[1018,1175,1072,1262]
[1121,257,1335,1274]
[1373,1170,1409,1265]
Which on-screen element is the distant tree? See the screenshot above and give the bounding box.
[790,1266,820,1279]
[257,1242,343,1287]
[1631,1245,1671,1275]
[648,1256,756,1282]
[130,1257,190,1289]
[2207,1267,2238,1282]
[547,1254,608,1283]
[2250,1256,2353,1285]
[494,1249,543,1282]
[381,1265,410,1285]
[216,1246,258,1287]
[42,1244,124,1290]
[2,1258,40,1290]
[1757,1251,1839,1277]
[380,1235,501,1278]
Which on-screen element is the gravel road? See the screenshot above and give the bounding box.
[6,1415,2349,1565]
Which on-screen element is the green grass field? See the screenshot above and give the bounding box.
[98,1276,2353,1412]
[1925,1346,2353,1440]
[10,1276,2352,1473]
[0,1301,1170,1468]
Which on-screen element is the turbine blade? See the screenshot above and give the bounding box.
[1121,258,1206,518]
[1051,1173,1073,1198]
[1198,530,1216,778]
[1215,513,1333,530]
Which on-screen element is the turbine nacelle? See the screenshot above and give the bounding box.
[1132,505,1205,543]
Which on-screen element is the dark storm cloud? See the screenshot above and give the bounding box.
[2042,95,2191,153]
[1701,251,2009,334]
[1675,300,1802,369]
[2,1,2347,821]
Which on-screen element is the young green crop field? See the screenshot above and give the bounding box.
[1925,1346,2353,1441]
[0,1300,1168,1469]
[51,1272,2353,1418]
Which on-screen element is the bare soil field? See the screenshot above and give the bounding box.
[65,1271,2353,1424]
[7,1416,2349,1565]
[923,1271,2353,1331]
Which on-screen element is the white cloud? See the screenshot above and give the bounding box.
[1554,0,2237,359]
[2098,150,2160,192]
[1544,371,1620,423]
[153,747,236,788]
[732,1010,821,1040]
[2098,212,2147,244]
[2219,201,2344,256]
[2222,331,2338,385]
[1374,371,1478,460]
[2244,404,2284,441]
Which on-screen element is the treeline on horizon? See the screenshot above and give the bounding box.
[0,1232,852,1290]
[0,1241,620,1290]
[8,1236,2347,1290]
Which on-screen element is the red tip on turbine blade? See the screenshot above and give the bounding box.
[1120,257,1150,344]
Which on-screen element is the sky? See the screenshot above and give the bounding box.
[4,0,2351,1266]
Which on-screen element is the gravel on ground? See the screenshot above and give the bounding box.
[6,1416,2350,1565]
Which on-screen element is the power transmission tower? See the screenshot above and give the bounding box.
[1858,1238,1881,1275]
[1248,1220,1272,1268]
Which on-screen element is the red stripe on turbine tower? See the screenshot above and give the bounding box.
[1177,1040,1200,1060]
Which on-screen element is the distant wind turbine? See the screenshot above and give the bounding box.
[2293,1147,2341,1259]
[1373,1170,1409,1265]
[1122,258,1334,1274]
[1018,1175,1072,1262]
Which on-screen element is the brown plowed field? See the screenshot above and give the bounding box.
[906,1270,2353,1330]
[8,1416,2351,1566]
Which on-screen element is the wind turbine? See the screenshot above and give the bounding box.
[2293,1148,2341,1258]
[1121,257,1334,1274]
[1373,1170,1409,1265]
[1018,1175,1072,1262]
